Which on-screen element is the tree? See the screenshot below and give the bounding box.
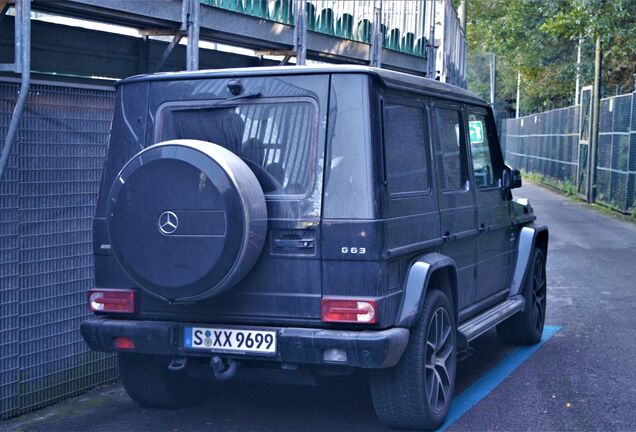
[465,0,636,113]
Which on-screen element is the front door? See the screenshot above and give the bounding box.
[466,109,513,303]
[431,105,478,311]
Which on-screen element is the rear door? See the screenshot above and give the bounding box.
[466,108,513,302]
[137,75,329,324]
[431,104,478,311]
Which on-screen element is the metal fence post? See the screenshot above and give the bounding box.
[186,0,200,71]
[0,0,31,182]
[515,71,521,118]
[587,35,602,203]
[293,0,307,65]
[370,3,383,68]
[629,76,636,212]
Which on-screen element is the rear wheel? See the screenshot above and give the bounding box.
[119,353,206,409]
[370,289,456,430]
[497,247,547,345]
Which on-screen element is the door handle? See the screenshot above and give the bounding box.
[478,224,490,233]
[274,238,314,249]
[442,232,457,242]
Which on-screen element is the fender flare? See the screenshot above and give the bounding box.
[508,223,549,297]
[395,253,458,328]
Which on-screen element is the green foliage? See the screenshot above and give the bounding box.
[466,0,636,113]
[523,171,636,220]
[521,171,576,196]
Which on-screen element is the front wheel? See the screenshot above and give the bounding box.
[497,247,547,345]
[370,289,456,430]
[119,353,206,409]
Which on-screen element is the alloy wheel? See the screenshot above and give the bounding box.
[425,307,454,415]
[532,255,547,333]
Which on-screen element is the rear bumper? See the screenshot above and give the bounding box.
[80,318,409,369]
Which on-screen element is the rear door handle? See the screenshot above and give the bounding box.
[274,239,314,249]
[442,232,457,242]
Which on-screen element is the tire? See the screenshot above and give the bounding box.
[107,139,267,302]
[370,289,456,430]
[497,247,547,345]
[119,353,206,409]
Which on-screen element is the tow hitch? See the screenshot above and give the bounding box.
[168,356,188,371]
[210,356,238,381]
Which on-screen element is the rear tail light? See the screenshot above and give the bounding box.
[88,289,135,314]
[321,298,378,324]
[114,336,135,350]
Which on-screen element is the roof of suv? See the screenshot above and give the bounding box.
[117,65,487,106]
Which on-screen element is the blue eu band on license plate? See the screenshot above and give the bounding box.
[183,327,277,355]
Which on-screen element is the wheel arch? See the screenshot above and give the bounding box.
[395,253,458,328]
[535,227,549,260]
[509,223,549,297]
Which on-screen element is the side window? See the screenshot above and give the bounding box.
[468,113,500,188]
[383,102,429,195]
[433,107,469,191]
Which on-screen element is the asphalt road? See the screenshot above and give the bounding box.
[4,181,636,431]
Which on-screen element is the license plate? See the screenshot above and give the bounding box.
[183,327,277,355]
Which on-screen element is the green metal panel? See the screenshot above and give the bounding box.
[336,13,353,39]
[401,32,415,54]
[317,7,334,35]
[244,0,268,19]
[386,28,400,51]
[272,0,293,24]
[354,18,372,43]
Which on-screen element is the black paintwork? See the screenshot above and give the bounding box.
[86,65,547,369]
[80,318,409,369]
[108,145,244,301]
[116,65,487,107]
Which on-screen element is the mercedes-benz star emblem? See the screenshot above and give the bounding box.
[158,211,179,235]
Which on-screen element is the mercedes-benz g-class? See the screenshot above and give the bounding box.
[81,65,548,430]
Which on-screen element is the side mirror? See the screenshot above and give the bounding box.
[502,167,522,189]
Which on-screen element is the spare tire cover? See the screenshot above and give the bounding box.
[107,139,267,302]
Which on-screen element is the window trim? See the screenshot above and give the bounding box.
[153,96,320,201]
[465,107,504,191]
[431,103,472,194]
[381,96,432,199]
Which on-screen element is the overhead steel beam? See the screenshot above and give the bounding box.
[32,0,428,75]
[0,17,280,80]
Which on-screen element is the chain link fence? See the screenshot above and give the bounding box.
[500,91,636,214]
[0,78,117,420]
[596,94,635,211]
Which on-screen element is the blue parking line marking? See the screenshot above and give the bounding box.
[439,325,561,431]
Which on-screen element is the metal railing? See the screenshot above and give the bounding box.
[0,78,117,420]
[435,0,466,87]
[202,0,467,86]
[500,90,636,214]
[204,0,432,57]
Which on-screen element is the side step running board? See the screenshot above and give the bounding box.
[458,298,524,343]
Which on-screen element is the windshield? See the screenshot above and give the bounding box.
[158,100,318,197]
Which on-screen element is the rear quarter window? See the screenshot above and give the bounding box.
[383,102,430,195]
[433,107,469,191]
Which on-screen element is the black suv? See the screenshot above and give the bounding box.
[81,65,548,430]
